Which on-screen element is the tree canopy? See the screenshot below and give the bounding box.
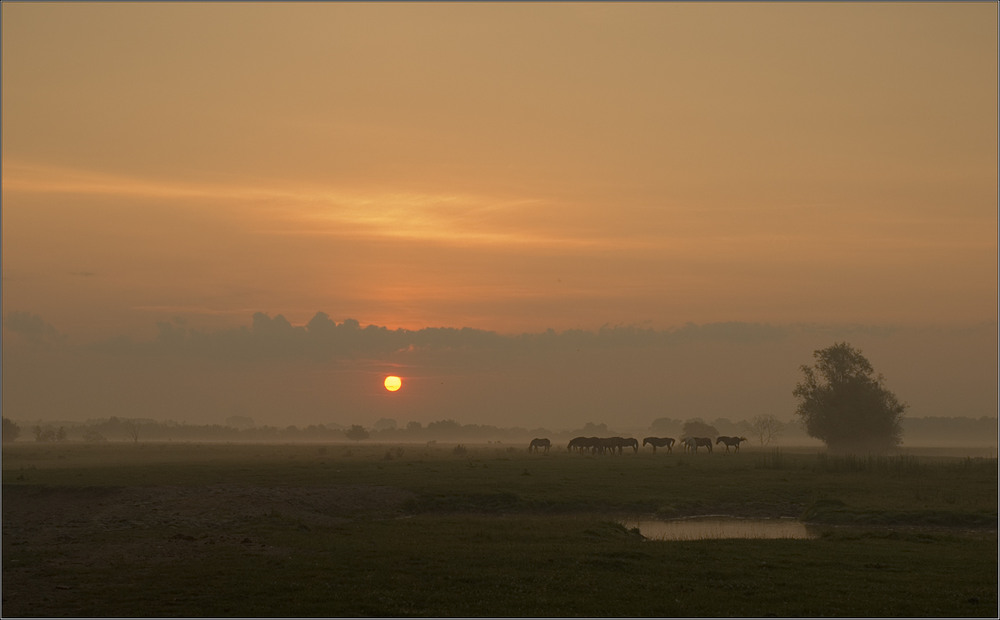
[2,417,21,442]
[793,342,906,453]
[343,425,370,441]
[682,420,719,439]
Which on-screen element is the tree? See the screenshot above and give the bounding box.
[344,425,370,441]
[33,425,56,442]
[225,415,255,430]
[125,420,140,443]
[578,422,610,436]
[2,417,21,442]
[649,417,681,435]
[793,342,906,453]
[426,419,462,440]
[373,418,397,431]
[749,414,784,447]
[682,419,719,439]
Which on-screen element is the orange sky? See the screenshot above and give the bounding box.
[4,2,996,339]
[1,3,997,430]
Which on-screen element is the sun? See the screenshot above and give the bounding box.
[383,375,402,392]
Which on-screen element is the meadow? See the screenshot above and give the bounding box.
[2,441,997,617]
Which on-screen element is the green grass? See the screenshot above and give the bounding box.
[2,442,997,617]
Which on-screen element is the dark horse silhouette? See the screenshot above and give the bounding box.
[566,436,637,455]
[596,437,620,455]
[716,436,747,453]
[683,437,713,453]
[694,437,713,453]
[602,437,639,455]
[529,438,551,454]
[642,436,675,453]
[624,437,639,454]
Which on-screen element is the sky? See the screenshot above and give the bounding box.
[2,3,997,433]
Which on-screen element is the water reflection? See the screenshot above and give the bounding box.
[621,517,818,540]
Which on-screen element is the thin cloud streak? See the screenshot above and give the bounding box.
[9,162,989,266]
[5,161,626,250]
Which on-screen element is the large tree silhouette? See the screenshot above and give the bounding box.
[793,342,906,453]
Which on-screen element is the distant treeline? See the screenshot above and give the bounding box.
[3,415,996,446]
[5,416,558,444]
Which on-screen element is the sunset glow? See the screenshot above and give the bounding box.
[1,3,995,431]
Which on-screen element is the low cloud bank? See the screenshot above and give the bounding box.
[81,311,900,361]
[3,311,996,431]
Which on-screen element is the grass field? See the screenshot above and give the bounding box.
[2,441,997,617]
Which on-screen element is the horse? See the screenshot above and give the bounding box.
[579,437,603,454]
[693,437,713,453]
[682,437,711,453]
[716,436,747,453]
[643,436,675,453]
[602,437,637,455]
[598,437,621,455]
[528,438,551,454]
[567,436,587,452]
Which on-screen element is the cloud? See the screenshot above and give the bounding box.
[3,162,668,255]
[2,311,66,346]
[85,310,812,363]
[3,310,995,429]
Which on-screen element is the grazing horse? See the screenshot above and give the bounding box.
[643,437,675,453]
[604,437,638,455]
[598,437,621,455]
[568,436,602,454]
[574,436,601,454]
[529,438,551,454]
[682,437,711,453]
[716,436,747,453]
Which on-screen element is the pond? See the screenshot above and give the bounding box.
[620,516,819,540]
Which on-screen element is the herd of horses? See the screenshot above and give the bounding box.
[529,435,748,454]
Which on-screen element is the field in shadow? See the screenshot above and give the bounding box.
[2,442,996,617]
